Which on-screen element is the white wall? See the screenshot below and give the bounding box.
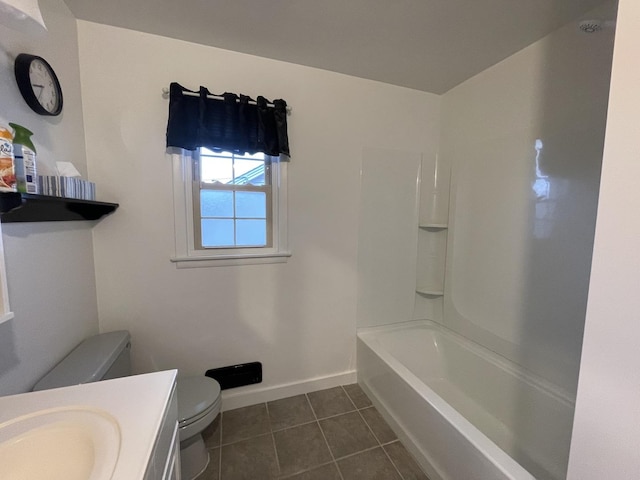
[568,0,640,477]
[0,0,98,395]
[77,21,441,404]
[439,2,615,396]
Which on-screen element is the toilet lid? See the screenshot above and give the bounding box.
[177,376,221,423]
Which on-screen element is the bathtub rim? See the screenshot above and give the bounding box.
[358,319,575,406]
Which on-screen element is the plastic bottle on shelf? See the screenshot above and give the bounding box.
[9,123,37,194]
[0,126,16,192]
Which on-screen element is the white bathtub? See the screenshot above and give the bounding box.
[357,320,575,480]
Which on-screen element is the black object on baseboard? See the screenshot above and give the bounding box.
[206,362,262,390]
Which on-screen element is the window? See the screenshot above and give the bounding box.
[195,149,271,249]
[171,148,289,267]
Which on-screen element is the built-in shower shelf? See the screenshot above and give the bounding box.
[416,287,444,296]
[419,223,448,229]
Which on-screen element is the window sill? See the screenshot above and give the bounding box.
[170,251,292,268]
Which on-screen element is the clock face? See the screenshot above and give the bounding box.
[14,54,63,116]
[28,59,60,114]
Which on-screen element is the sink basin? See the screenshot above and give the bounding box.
[0,407,120,480]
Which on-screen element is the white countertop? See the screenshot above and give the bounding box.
[0,370,177,480]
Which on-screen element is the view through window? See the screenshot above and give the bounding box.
[194,149,272,249]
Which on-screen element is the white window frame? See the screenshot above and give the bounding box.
[170,149,290,268]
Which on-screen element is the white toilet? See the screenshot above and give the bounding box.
[33,330,221,480]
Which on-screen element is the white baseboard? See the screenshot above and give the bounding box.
[220,370,357,411]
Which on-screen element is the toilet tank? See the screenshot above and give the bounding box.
[33,331,131,391]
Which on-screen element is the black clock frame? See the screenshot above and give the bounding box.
[14,53,63,116]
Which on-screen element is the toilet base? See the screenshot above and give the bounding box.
[180,434,209,480]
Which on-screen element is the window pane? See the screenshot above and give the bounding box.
[233,159,266,186]
[235,152,265,160]
[201,148,232,157]
[236,219,266,246]
[201,219,234,247]
[201,190,233,217]
[235,191,266,218]
[201,157,233,184]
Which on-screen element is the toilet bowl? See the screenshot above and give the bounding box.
[32,331,222,480]
[177,376,222,479]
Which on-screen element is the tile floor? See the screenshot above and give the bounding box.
[197,384,429,480]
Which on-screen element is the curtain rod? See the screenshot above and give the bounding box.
[161,87,292,114]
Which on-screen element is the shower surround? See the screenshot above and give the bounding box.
[356,2,616,479]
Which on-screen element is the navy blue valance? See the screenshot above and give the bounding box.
[166,82,290,157]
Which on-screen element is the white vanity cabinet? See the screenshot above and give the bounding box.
[0,370,179,480]
[145,381,181,480]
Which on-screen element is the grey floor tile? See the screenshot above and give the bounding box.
[220,434,279,480]
[268,394,316,431]
[307,386,356,419]
[280,462,342,480]
[359,406,397,444]
[222,403,271,445]
[319,411,378,459]
[342,384,373,409]
[203,414,222,449]
[197,447,220,480]
[337,447,403,480]
[273,422,333,476]
[384,441,430,480]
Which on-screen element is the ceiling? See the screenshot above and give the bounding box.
[62,0,610,94]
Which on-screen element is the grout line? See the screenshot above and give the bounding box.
[341,410,405,480]
[219,432,274,447]
[356,406,399,446]
[306,393,318,424]
[356,407,384,445]
[218,403,272,447]
[340,384,360,411]
[276,460,336,479]
[381,439,401,447]
[305,387,359,423]
[347,386,409,480]
[214,447,221,480]
[218,412,223,480]
[342,383,374,411]
[351,395,396,453]
[265,401,283,478]
[351,405,409,479]
[271,418,318,433]
[350,393,407,480]
[332,443,380,462]
[311,386,357,410]
[307,392,346,480]
[382,443,408,480]
[271,407,360,433]
[314,408,358,421]
[306,391,322,421]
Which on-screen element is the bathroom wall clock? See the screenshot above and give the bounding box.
[14,53,63,116]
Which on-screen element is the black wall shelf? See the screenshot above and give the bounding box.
[0,193,118,223]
